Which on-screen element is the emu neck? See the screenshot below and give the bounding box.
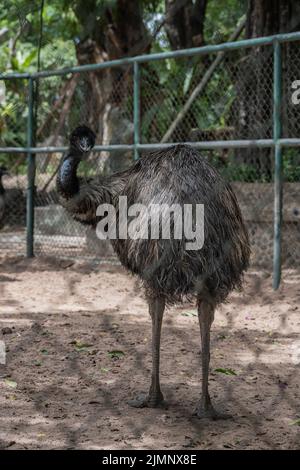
[0,177,4,195]
[57,154,81,198]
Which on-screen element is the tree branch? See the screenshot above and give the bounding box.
[161,17,246,143]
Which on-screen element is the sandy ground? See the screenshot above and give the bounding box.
[0,255,299,450]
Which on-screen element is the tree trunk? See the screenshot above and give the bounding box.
[165,0,207,49]
[72,0,149,172]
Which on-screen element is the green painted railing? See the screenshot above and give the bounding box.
[1,30,300,288]
[273,40,283,290]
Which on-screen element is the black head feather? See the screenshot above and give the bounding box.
[69,126,96,153]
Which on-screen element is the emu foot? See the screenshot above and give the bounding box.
[193,402,232,420]
[128,392,167,409]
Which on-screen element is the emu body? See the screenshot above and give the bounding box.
[57,126,250,418]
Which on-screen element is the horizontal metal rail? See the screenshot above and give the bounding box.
[1,30,300,80]
[1,138,300,154]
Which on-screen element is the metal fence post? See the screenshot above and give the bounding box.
[133,61,140,160]
[273,40,283,290]
[26,77,35,257]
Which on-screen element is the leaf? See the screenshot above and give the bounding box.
[215,368,237,376]
[100,367,109,373]
[75,346,88,352]
[22,50,37,69]
[11,56,19,71]
[8,395,17,400]
[108,350,125,359]
[182,310,197,317]
[41,349,48,355]
[217,334,226,340]
[4,379,17,389]
[290,419,300,426]
[34,361,42,367]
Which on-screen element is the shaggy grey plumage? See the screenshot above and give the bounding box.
[57,126,250,418]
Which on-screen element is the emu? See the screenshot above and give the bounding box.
[57,126,250,419]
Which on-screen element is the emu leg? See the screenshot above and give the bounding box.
[194,298,231,420]
[128,296,166,408]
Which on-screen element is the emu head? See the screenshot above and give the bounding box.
[70,126,96,154]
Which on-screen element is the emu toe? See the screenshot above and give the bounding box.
[193,403,232,420]
[128,392,167,409]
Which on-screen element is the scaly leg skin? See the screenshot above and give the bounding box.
[194,297,232,420]
[128,296,167,409]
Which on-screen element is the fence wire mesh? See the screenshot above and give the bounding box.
[33,148,130,262]
[1,35,300,451]
[0,40,299,275]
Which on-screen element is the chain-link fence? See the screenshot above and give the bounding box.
[1,33,300,287]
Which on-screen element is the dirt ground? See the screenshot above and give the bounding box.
[0,255,299,450]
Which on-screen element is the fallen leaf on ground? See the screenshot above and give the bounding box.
[290,419,300,426]
[182,311,197,317]
[4,379,17,389]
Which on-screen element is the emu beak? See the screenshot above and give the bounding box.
[80,137,91,153]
